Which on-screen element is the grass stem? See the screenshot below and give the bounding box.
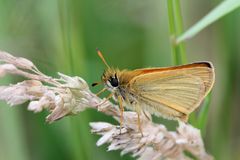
[167,0,187,65]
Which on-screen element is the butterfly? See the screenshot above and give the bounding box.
[92,49,215,133]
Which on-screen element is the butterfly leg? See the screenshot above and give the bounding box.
[137,112,143,137]
[143,110,151,121]
[96,88,107,96]
[135,106,143,136]
[96,93,113,107]
[118,96,124,134]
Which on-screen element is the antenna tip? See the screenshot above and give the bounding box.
[92,82,99,87]
[96,48,100,52]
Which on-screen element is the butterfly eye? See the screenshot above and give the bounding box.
[109,75,119,87]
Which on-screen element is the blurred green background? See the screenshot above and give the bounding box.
[0,0,239,160]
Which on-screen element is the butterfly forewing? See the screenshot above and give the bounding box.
[129,62,215,121]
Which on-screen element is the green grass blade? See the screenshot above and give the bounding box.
[167,0,187,65]
[167,0,178,64]
[173,0,187,64]
[197,93,212,137]
[177,0,240,43]
[189,112,198,127]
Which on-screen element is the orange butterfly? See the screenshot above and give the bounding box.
[93,50,215,133]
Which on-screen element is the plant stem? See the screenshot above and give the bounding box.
[173,0,187,64]
[167,0,187,65]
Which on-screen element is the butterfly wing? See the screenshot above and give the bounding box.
[129,62,215,121]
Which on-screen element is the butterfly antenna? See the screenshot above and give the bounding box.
[96,48,110,68]
[91,81,102,87]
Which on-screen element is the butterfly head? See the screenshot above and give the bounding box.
[102,69,120,91]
